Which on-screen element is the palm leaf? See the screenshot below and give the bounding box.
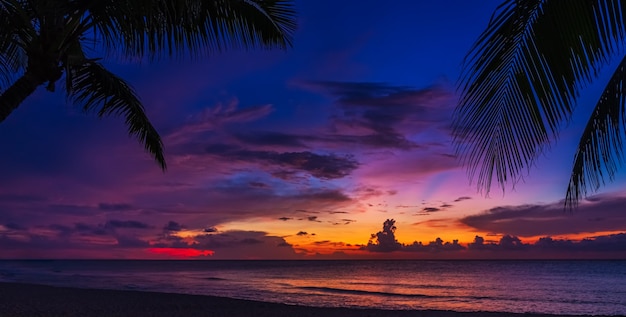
[85,0,296,60]
[454,0,626,197]
[566,55,626,208]
[67,61,166,170]
[0,0,34,88]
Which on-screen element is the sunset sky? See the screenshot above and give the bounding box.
[1,0,626,259]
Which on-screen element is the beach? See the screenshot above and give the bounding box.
[0,282,608,317]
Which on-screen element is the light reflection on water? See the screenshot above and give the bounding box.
[0,260,625,315]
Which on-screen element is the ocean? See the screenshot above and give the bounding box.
[0,260,624,315]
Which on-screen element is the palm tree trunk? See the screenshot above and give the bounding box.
[0,73,44,123]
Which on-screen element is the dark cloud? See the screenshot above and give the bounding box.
[278,217,292,221]
[4,223,26,230]
[307,216,321,222]
[422,207,440,212]
[163,221,184,232]
[460,194,626,237]
[98,203,134,211]
[204,143,240,154]
[46,204,96,216]
[536,233,626,252]
[203,227,218,233]
[364,219,402,252]
[467,233,626,254]
[105,220,151,229]
[295,190,351,202]
[206,145,359,180]
[185,230,300,259]
[296,231,308,236]
[248,182,270,189]
[404,238,466,253]
[454,196,471,202]
[221,82,452,158]
[115,236,150,248]
[234,131,307,148]
[0,194,47,203]
[330,219,356,225]
[234,125,415,151]
[297,81,452,149]
[240,238,263,245]
[325,133,415,150]
[48,223,108,236]
[362,221,626,257]
[304,81,449,113]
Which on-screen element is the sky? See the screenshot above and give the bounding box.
[1,1,626,259]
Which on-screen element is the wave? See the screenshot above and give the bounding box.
[296,286,615,307]
[344,281,461,290]
[296,286,438,298]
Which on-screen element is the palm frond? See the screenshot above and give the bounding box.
[85,0,296,60]
[454,0,626,196]
[566,55,626,208]
[67,61,166,170]
[0,0,34,88]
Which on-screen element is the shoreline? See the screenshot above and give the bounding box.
[0,282,613,317]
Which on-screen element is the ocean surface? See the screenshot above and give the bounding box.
[0,260,624,315]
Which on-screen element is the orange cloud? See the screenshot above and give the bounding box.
[148,248,214,258]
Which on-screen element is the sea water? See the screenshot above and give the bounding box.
[0,260,624,315]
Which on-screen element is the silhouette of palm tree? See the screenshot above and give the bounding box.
[454,1,626,207]
[0,0,296,169]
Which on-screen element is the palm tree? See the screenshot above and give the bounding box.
[0,0,296,169]
[454,0,626,208]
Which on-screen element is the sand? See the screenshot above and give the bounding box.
[0,282,606,317]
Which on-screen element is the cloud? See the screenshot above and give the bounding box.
[188,230,301,259]
[364,219,402,252]
[3,223,26,230]
[404,238,466,253]
[0,194,47,203]
[360,221,626,258]
[296,231,308,236]
[294,81,454,152]
[467,233,626,254]
[98,203,135,211]
[295,190,351,202]
[453,196,471,202]
[460,194,626,237]
[307,216,321,222]
[104,220,151,229]
[234,131,307,148]
[163,221,184,232]
[248,182,270,189]
[205,146,359,180]
[333,219,356,225]
[166,99,274,144]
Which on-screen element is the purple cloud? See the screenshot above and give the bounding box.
[461,194,626,237]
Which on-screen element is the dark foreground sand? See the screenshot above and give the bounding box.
[0,282,608,317]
